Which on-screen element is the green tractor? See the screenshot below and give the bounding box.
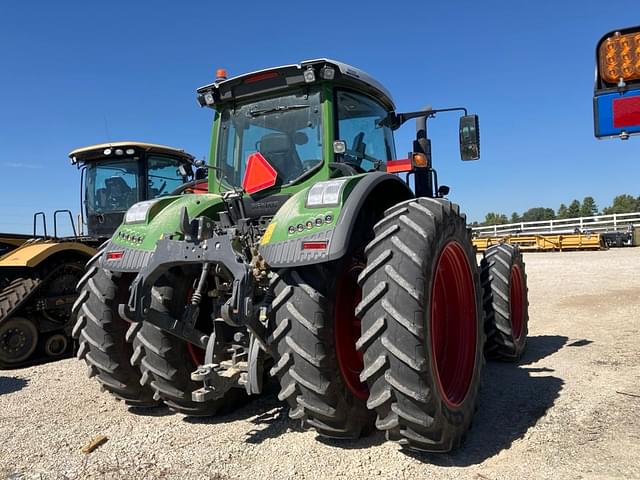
[74,60,529,451]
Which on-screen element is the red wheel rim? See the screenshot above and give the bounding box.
[430,241,477,408]
[187,342,205,366]
[510,265,524,341]
[334,262,368,400]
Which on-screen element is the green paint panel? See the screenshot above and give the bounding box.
[263,173,368,245]
[111,193,225,251]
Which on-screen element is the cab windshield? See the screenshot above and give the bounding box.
[86,160,139,214]
[216,89,322,188]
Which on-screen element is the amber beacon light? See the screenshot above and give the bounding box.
[593,25,640,140]
[598,30,640,84]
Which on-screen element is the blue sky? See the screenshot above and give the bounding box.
[0,1,638,233]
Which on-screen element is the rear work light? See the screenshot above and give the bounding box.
[598,30,640,84]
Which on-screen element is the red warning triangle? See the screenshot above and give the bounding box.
[242,152,278,194]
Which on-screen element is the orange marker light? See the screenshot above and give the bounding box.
[412,153,428,168]
[598,31,640,84]
[216,68,228,80]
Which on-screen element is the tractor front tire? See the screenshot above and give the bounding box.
[356,198,484,452]
[72,253,157,407]
[480,243,529,360]
[269,266,374,439]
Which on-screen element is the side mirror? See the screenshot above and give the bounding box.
[437,185,450,197]
[459,115,480,161]
[195,167,208,180]
[178,164,193,178]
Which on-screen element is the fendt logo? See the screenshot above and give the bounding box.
[593,26,640,140]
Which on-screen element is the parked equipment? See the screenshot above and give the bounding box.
[473,233,604,252]
[0,142,198,368]
[74,60,529,452]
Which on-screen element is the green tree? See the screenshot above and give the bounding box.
[510,212,521,223]
[602,194,640,214]
[557,203,568,219]
[521,207,555,222]
[580,196,598,217]
[567,199,581,218]
[483,212,509,225]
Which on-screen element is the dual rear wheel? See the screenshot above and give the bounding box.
[270,198,528,452]
[73,257,243,414]
[269,264,374,439]
[74,200,528,452]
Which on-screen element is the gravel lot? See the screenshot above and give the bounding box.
[1,248,639,480]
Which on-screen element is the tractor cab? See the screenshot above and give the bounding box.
[69,142,197,239]
[197,59,480,204]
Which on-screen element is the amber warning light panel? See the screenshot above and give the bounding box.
[593,26,640,140]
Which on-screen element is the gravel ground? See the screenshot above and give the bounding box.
[1,248,639,480]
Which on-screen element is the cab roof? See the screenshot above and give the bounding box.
[196,59,396,111]
[68,141,195,165]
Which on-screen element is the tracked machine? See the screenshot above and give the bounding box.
[0,142,199,368]
[75,60,529,451]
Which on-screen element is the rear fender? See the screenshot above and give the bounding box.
[259,172,414,267]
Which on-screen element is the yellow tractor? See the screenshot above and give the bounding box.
[0,141,199,368]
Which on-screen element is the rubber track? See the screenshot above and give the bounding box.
[71,252,157,407]
[269,267,374,439]
[133,274,242,416]
[480,243,529,360]
[0,277,41,324]
[356,198,485,452]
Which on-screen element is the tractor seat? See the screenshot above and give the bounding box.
[258,133,304,183]
[105,176,133,209]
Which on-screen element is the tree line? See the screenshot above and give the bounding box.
[475,194,640,226]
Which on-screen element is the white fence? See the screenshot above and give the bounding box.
[472,211,640,237]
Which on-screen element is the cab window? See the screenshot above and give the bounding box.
[86,160,139,214]
[216,89,323,188]
[336,90,395,171]
[147,156,189,197]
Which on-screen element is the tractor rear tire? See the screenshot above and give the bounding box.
[480,243,529,360]
[356,198,484,452]
[71,252,157,407]
[133,274,243,416]
[269,266,375,439]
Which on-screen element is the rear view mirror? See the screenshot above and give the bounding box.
[178,164,192,178]
[459,115,480,161]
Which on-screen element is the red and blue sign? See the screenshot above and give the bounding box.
[594,89,640,139]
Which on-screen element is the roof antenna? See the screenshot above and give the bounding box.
[103,115,111,142]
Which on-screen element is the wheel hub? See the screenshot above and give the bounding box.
[4,329,26,351]
[44,333,68,357]
[0,317,38,364]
